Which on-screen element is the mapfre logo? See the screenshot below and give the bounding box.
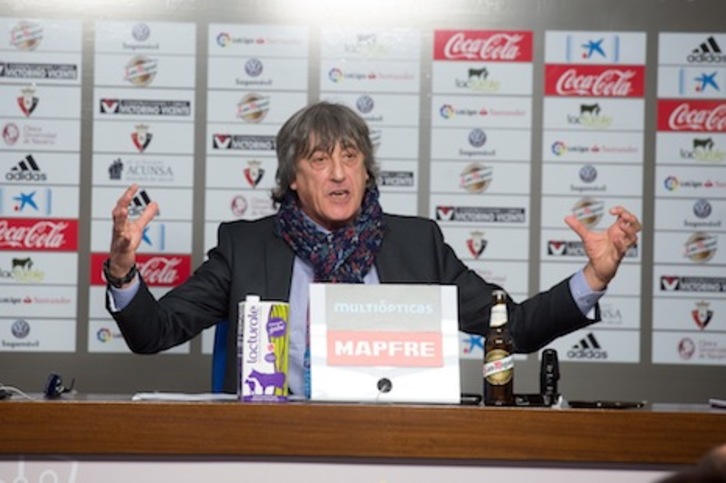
[545,65,645,97]
[434,30,533,62]
[658,100,726,132]
[0,218,78,251]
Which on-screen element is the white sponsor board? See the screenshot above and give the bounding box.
[0,252,78,285]
[94,54,196,89]
[92,153,194,187]
[441,226,529,261]
[544,328,640,363]
[90,186,193,221]
[0,85,81,119]
[377,160,417,193]
[431,128,531,161]
[207,90,307,124]
[542,228,641,262]
[430,160,530,195]
[204,221,221,255]
[205,155,277,190]
[208,24,308,57]
[320,59,420,93]
[658,32,726,65]
[431,62,533,96]
[95,21,196,55]
[654,264,726,299]
[0,186,79,218]
[321,93,421,126]
[94,88,195,121]
[542,163,643,197]
[378,191,417,216]
[466,259,528,294]
[205,122,278,156]
[88,286,171,319]
[321,27,420,60]
[653,331,726,365]
[93,120,194,154]
[653,231,724,265]
[204,189,277,223]
[207,57,309,91]
[0,152,80,185]
[88,318,189,354]
[542,130,643,163]
[654,165,726,198]
[0,285,76,317]
[655,132,726,165]
[1,119,80,152]
[653,198,725,231]
[657,66,726,99]
[545,31,646,64]
[0,317,75,352]
[652,297,725,331]
[593,296,641,330]
[91,220,192,253]
[542,97,644,131]
[0,51,82,85]
[431,95,532,129]
[430,194,530,227]
[541,261,641,297]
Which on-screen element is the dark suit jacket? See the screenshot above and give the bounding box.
[112,213,597,393]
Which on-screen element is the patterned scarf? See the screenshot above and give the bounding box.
[275,186,384,283]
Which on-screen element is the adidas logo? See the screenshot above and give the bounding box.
[566,332,608,359]
[6,154,46,182]
[688,36,726,63]
[128,189,156,217]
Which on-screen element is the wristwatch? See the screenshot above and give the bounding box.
[103,258,137,288]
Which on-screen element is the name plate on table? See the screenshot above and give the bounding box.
[309,283,460,404]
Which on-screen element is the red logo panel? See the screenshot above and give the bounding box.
[90,252,192,287]
[434,30,533,62]
[0,218,78,251]
[545,65,645,97]
[657,99,726,132]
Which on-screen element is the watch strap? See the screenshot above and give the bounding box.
[103,259,137,288]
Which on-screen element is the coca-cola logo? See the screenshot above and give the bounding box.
[555,68,636,96]
[442,32,525,61]
[0,219,74,250]
[668,103,726,131]
[138,256,182,286]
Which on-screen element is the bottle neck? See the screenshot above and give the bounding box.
[490,303,507,328]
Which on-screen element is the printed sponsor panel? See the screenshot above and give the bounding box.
[654,165,726,198]
[431,95,532,129]
[542,228,641,262]
[440,226,529,261]
[92,153,193,187]
[0,217,79,252]
[321,28,420,60]
[464,259,528,294]
[0,18,81,53]
[0,84,81,119]
[592,296,641,330]
[0,317,75,352]
[431,128,531,161]
[95,21,196,55]
[657,66,726,99]
[0,285,76,317]
[653,230,725,265]
[204,188,277,223]
[542,130,643,163]
[653,198,725,232]
[658,33,726,66]
[542,97,645,131]
[541,261,641,296]
[655,131,726,165]
[542,163,643,197]
[429,160,531,195]
[206,90,307,124]
[0,252,78,285]
[430,194,529,227]
[90,186,193,221]
[433,30,533,62]
[208,24,308,57]
[94,54,196,89]
[544,328,640,363]
[540,195,643,230]
[206,122,278,156]
[93,120,194,154]
[321,93,420,126]
[207,57,309,91]
[205,155,277,190]
[377,191,417,217]
[91,220,192,253]
[0,52,82,86]
[88,285,171,318]
[88,318,189,354]
[431,61,533,96]
[652,331,726,365]
[657,99,726,133]
[376,159,418,193]
[94,88,195,121]
[319,59,420,93]
[201,325,215,354]
[89,252,191,288]
[544,64,646,98]
[654,264,726,299]
[1,152,80,185]
[0,186,79,218]
[652,297,725,331]
[370,126,419,159]
[1,119,80,152]
[545,31,646,64]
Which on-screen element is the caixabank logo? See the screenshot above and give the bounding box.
[567,332,608,360]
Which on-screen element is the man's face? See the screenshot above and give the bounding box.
[291,139,369,230]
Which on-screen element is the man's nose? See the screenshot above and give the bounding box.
[329,155,346,179]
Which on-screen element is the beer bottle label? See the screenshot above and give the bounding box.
[490,304,507,328]
[483,349,514,385]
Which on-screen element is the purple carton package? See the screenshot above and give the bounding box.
[238,295,290,402]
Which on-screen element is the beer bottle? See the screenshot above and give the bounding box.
[483,289,514,406]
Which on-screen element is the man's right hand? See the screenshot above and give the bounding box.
[108,184,159,283]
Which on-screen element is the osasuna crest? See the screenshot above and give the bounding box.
[691,301,713,330]
[17,86,39,117]
[243,160,264,188]
[466,231,487,258]
[131,124,152,153]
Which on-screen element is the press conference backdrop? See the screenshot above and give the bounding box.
[0,0,724,403]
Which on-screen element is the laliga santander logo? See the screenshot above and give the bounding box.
[667,102,726,132]
[441,32,526,61]
[555,67,637,96]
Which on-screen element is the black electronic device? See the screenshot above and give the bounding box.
[540,348,559,399]
[43,373,74,399]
